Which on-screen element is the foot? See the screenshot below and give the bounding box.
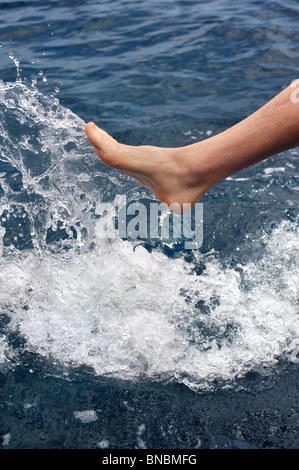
[84,122,217,213]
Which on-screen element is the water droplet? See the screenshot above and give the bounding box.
[8,52,21,81]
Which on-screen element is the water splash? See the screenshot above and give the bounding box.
[0,81,298,391]
[8,52,21,82]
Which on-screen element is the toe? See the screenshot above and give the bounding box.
[84,122,121,168]
[84,122,112,151]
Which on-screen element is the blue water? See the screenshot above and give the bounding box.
[0,0,298,449]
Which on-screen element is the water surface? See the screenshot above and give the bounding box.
[0,0,298,449]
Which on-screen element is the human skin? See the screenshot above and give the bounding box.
[85,80,299,213]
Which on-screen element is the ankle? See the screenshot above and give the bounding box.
[178,138,224,191]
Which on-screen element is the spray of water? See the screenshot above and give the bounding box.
[0,80,298,391]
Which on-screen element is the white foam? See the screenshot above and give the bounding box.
[2,222,298,391]
[263,167,286,176]
[98,439,110,448]
[73,410,98,423]
[1,433,11,446]
[0,336,9,364]
[136,424,147,449]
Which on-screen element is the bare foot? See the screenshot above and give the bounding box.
[85,85,299,213]
[84,122,215,213]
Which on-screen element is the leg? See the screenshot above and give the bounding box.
[85,81,299,213]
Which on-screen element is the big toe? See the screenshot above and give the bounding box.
[84,122,121,168]
[85,122,113,151]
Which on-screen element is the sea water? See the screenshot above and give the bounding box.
[0,0,299,449]
[0,80,298,389]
